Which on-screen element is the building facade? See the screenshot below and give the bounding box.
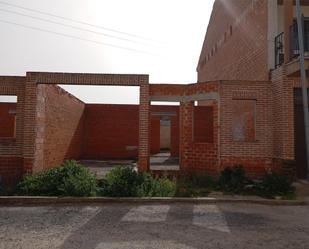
[0,0,307,186]
[197,0,309,180]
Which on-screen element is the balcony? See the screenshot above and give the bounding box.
[275,19,309,76]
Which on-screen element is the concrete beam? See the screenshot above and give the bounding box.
[150,92,219,102]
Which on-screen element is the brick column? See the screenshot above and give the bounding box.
[284,0,294,63]
[179,101,194,170]
[23,73,38,174]
[138,83,150,172]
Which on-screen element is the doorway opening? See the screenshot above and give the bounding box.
[150,102,180,171]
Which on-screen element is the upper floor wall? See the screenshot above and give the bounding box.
[198,0,309,82]
[197,0,269,82]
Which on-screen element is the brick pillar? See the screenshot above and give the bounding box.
[179,101,194,170]
[34,85,46,172]
[138,83,150,172]
[284,0,294,63]
[23,73,38,174]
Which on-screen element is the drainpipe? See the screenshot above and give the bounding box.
[296,0,309,180]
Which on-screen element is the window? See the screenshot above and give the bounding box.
[0,95,17,138]
[193,106,214,143]
[232,100,256,142]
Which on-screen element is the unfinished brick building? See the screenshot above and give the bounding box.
[1,0,308,185]
[197,0,309,180]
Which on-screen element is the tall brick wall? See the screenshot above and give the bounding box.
[37,85,85,170]
[197,0,269,82]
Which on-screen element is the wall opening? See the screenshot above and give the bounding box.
[160,119,171,152]
[59,85,140,104]
[0,95,17,138]
[36,84,140,176]
[150,101,180,170]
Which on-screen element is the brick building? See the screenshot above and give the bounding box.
[0,0,308,186]
[197,0,309,180]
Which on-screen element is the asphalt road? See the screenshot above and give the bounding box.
[0,203,308,249]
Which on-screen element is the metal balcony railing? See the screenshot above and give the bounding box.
[275,32,284,68]
[274,19,309,68]
[290,18,309,60]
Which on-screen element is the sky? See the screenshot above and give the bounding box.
[0,0,214,103]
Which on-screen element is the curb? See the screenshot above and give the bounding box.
[0,196,307,206]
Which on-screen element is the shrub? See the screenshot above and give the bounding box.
[137,173,176,197]
[99,167,176,197]
[255,172,295,198]
[218,165,250,193]
[18,160,97,196]
[102,166,141,197]
[181,171,215,189]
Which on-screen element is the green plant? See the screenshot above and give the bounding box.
[175,171,214,197]
[255,172,295,198]
[137,174,176,197]
[218,165,250,193]
[182,171,215,189]
[102,166,141,197]
[18,160,97,196]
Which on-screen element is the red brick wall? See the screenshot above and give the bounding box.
[150,116,160,155]
[0,77,26,186]
[219,80,274,177]
[37,85,85,170]
[178,83,220,175]
[0,103,16,138]
[180,102,219,175]
[197,0,269,82]
[193,106,214,143]
[82,104,139,159]
[82,105,180,159]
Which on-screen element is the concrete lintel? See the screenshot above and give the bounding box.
[150,96,182,102]
[183,92,219,102]
[151,112,177,117]
[150,92,219,102]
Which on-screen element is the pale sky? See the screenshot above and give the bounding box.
[0,0,214,103]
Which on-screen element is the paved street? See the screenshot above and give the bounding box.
[0,203,308,249]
